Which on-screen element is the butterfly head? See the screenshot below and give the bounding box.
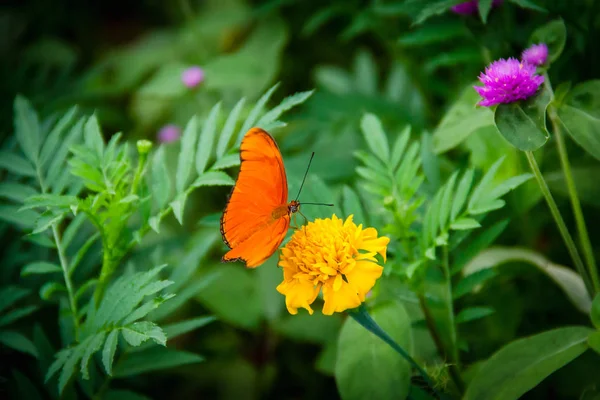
[288,200,300,214]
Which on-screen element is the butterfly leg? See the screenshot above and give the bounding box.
[298,210,308,226]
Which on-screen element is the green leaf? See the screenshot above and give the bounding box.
[589,331,600,355]
[360,113,390,163]
[557,80,600,161]
[83,114,105,159]
[176,116,199,193]
[46,117,84,188]
[530,19,566,63]
[439,171,459,229]
[170,193,187,224]
[398,20,466,47]
[463,247,592,314]
[433,84,493,153]
[256,89,314,130]
[211,153,240,170]
[464,326,592,400]
[468,157,504,212]
[216,98,246,158]
[196,102,221,175]
[0,151,36,177]
[151,146,171,209]
[341,186,366,226]
[21,262,61,276]
[237,84,279,144]
[335,302,412,400]
[191,171,235,187]
[0,205,38,227]
[0,286,30,314]
[0,330,38,358]
[121,321,166,347]
[483,173,533,202]
[494,84,552,151]
[0,182,38,203]
[456,307,495,323]
[354,50,377,96]
[31,211,64,235]
[14,95,41,163]
[274,312,342,344]
[508,0,548,12]
[113,347,203,377]
[102,330,119,375]
[454,269,498,299]
[162,316,216,339]
[451,169,474,220]
[478,0,493,23]
[21,194,78,210]
[39,106,78,168]
[39,282,66,300]
[390,127,411,170]
[0,305,38,327]
[80,331,106,380]
[452,219,510,273]
[592,294,600,329]
[450,218,481,230]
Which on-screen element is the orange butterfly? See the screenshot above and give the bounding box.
[220,127,330,268]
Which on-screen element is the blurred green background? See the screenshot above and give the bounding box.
[2,0,600,399]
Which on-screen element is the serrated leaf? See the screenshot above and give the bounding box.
[456,307,495,323]
[237,83,279,144]
[21,261,61,276]
[151,146,171,209]
[0,305,38,327]
[121,321,166,347]
[80,332,106,380]
[452,219,510,274]
[21,194,78,210]
[162,316,216,339]
[439,171,459,229]
[469,199,505,215]
[451,169,474,220]
[14,95,41,163]
[468,157,505,211]
[170,193,188,224]
[211,153,240,170]
[256,90,314,129]
[360,113,390,163]
[216,98,246,158]
[39,282,66,300]
[191,171,235,187]
[0,151,36,177]
[482,173,533,203]
[39,106,78,168]
[102,330,119,376]
[122,293,174,325]
[31,211,65,235]
[390,127,411,171]
[176,116,199,193]
[450,218,481,230]
[84,114,105,159]
[47,117,84,189]
[196,102,221,175]
[454,269,498,299]
[149,216,160,233]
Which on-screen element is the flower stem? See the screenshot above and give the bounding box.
[525,151,595,296]
[349,305,447,399]
[548,110,600,294]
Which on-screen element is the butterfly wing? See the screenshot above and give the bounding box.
[220,128,289,268]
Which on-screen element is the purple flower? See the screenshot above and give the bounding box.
[521,43,548,66]
[451,0,503,15]
[157,124,181,143]
[474,58,544,107]
[181,66,205,88]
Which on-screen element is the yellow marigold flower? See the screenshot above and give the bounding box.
[276,215,390,315]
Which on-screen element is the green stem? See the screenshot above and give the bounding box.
[549,109,600,293]
[349,305,447,399]
[52,224,80,341]
[441,246,464,393]
[525,151,595,296]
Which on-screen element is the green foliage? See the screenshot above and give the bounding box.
[530,19,566,64]
[336,302,412,400]
[464,327,593,400]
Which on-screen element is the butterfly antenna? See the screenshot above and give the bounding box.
[295,152,315,201]
[294,152,335,207]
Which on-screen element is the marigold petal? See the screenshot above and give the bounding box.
[276,280,320,315]
[322,281,361,315]
[345,261,384,301]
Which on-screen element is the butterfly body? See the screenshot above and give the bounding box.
[220,128,298,268]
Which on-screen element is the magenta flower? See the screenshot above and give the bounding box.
[181,66,205,88]
[451,0,503,15]
[157,124,181,143]
[521,43,548,66]
[474,58,544,107]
